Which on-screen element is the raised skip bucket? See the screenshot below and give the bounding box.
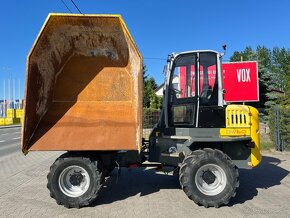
[21,14,142,153]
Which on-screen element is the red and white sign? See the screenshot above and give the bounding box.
[222,61,259,102]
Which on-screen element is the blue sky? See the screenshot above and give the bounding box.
[0,0,290,99]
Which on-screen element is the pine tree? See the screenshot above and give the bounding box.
[256,46,274,118]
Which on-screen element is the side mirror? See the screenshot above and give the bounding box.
[220,44,227,57]
[222,44,227,52]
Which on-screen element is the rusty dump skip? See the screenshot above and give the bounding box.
[21,14,142,153]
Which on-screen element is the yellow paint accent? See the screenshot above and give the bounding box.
[155,131,160,137]
[223,105,262,168]
[248,106,262,167]
[16,109,23,118]
[7,109,16,118]
[0,118,4,125]
[0,117,21,125]
[225,105,251,128]
[4,118,13,125]
[220,128,250,137]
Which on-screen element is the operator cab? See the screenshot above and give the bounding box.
[148,50,261,208]
[161,50,225,128]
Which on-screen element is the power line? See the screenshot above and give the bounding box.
[60,0,72,13]
[70,0,83,14]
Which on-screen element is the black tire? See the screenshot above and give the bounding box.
[179,148,239,208]
[47,153,103,208]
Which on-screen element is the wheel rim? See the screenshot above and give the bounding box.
[195,164,227,196]
[58,165,90,197]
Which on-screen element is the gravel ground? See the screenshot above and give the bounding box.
[0,148,289,218]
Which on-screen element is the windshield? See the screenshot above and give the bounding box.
[170,52,218,105]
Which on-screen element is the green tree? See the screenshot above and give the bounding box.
[142,64,162,110]
[256,46,274,116]
[279,55,290,148]
[143,77,162,109]
[272,47,290,91]
[230,46,257,62]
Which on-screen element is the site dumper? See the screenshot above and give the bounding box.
[22,14,262,208]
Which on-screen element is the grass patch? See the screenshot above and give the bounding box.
[260,141,275,150]
[259,132,275,150]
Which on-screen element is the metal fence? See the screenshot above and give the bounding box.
[142,109,160,140]
[143,109,160,128]
[273,105,290,151]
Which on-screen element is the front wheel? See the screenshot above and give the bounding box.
[179,148,239,208]
[47,153,103,208]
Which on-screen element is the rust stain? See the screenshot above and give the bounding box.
[22,14,142,152]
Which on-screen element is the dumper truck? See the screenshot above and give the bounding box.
[21,13,261,208]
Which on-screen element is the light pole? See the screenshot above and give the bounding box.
[8,78,10,109]
[18,79,21,109]
[3,80,5,117]
[13,79,15,109]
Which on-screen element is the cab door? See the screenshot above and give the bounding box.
[168,54,198,127]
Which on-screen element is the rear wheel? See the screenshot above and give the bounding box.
[179,148,239,208]
[47,153,103,208]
